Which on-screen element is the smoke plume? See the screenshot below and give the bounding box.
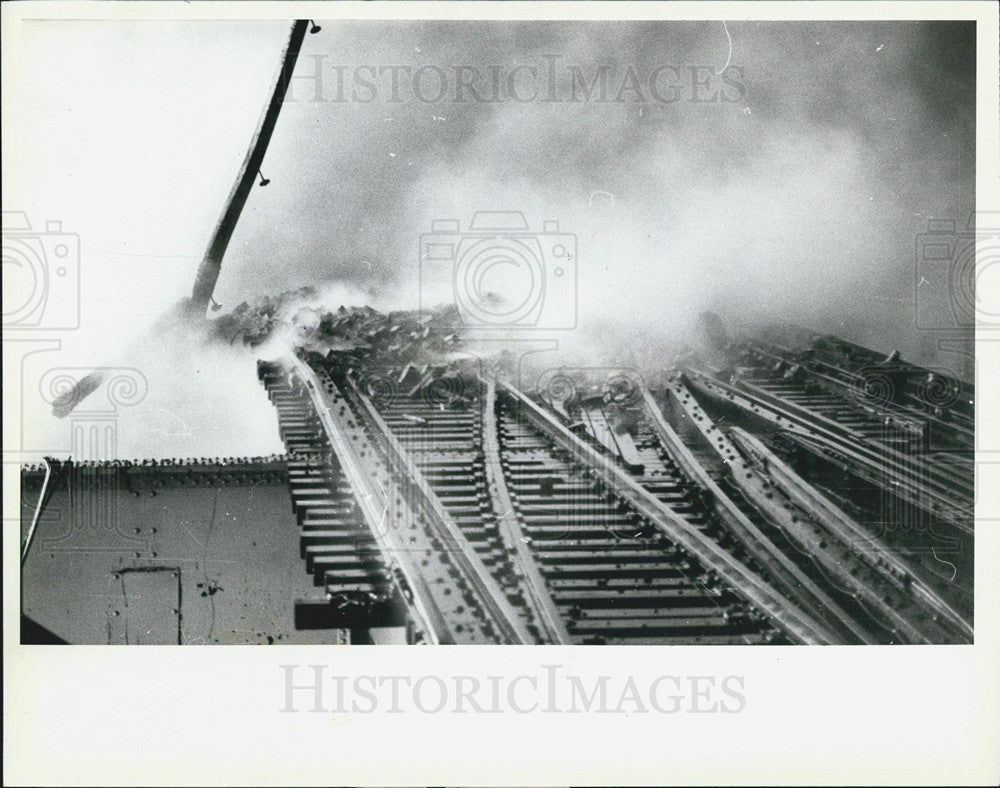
[14,20,974,459]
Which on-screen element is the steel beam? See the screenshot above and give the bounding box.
[481,379,572,644]
[499,380,836,645]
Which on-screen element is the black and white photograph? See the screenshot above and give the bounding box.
[4,1,998,785]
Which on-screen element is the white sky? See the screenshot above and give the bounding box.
[9,22,295,458]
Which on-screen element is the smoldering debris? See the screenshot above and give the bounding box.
[210,288,468,362]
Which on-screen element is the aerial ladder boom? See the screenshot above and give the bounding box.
[189,19,314,315]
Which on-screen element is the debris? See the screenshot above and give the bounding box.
[212,292,466,368]
[51,370,107,418]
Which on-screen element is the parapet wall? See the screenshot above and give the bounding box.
[21,455,289,492]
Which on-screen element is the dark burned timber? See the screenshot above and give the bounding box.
[257,328,973,645]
